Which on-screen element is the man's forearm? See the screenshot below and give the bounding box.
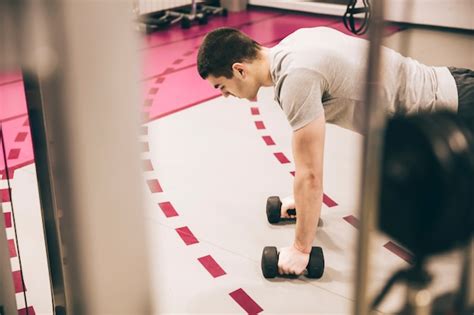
[293,173,323,253]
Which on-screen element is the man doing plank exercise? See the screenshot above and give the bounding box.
[196,26,474,276]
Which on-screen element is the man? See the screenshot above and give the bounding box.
[196,26,474,276]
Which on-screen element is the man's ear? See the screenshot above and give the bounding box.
[232,63,245,79]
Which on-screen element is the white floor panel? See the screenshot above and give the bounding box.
[7,167,53,314]
[144,91,463,314]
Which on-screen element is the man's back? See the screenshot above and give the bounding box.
[269,27,458,134]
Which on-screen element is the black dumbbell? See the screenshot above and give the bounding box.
[266,196,296,224]
[261,246,325,279]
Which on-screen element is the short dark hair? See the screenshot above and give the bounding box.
[197,28,261,79]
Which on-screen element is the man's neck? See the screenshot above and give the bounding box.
[257,47,274,87]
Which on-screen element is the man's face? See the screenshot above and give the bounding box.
[206,67,259,101]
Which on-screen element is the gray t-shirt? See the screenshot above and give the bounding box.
[269,27,458,134]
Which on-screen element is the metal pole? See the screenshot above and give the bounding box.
[17,0,152,313]
[353,1,386,315]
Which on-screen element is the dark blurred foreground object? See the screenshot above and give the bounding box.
[375,111,474,314]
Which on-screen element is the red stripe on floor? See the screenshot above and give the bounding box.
[290,171,295,176]
[173,59,184,65]
[229,288,263,314]
[23,119,29,126]
[255,121,265,130]
[262,135,275,146]
[8,148,20,160]
[8,239,16,257]
[274,152,290,164]
[159,202,179,218]
[18,307,36,315]
[4,212,12,228]
[12,270,26,293]
[175,226,199,245]
[323,194,338,207]
[149,87,159,95]
[15,132,28,142]
[156,77,165,84]
[183,50,194,56]
[251,107,260,115]
[198,255,226,278]
[144,99,153,107]
[141,142,149,152]
[142,160,153,171]
[384,241,415,265]
[343,215,360,229]
[147,179,163,193]
[163,67,175,74]
[1,188,11,202]
[0,159,35,180]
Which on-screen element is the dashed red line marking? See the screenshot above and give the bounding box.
[262,135,275,146]
[183,50,194,56]
[23,119,29,126]
[144,99,153,107]
[290,171,295,176]
[159,202,179,218]
[1,188,11,202]
[12,270,26,293]
[141,142,150,152]
[255,121,265,130]
[229,288,263,314]
[198,255,226,278]
[323,194,338,207]
[384,241,414,265]
[147,179,163,193]
[4,218,12,236]
[175,226,199,245]
[8,149,20,160]
[149,87,159,95]
[343,215,359,229]
[142,160,154,171]
[173,59,184,65]
[15,132,28,142]
[18,307,36,315]
[274,152,290,164]
[156,77,165,84]
[163,67,175,75]
[343,215,414,263]
[8,239,16,257]
[250,107,260,115]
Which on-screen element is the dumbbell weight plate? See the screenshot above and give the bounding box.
[266,196,297,224]
[261,246,278,278]
[306,247,325,279]
[266,196,282,224]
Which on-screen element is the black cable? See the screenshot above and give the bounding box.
[343,0,371,35]
[371,268,408,309]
